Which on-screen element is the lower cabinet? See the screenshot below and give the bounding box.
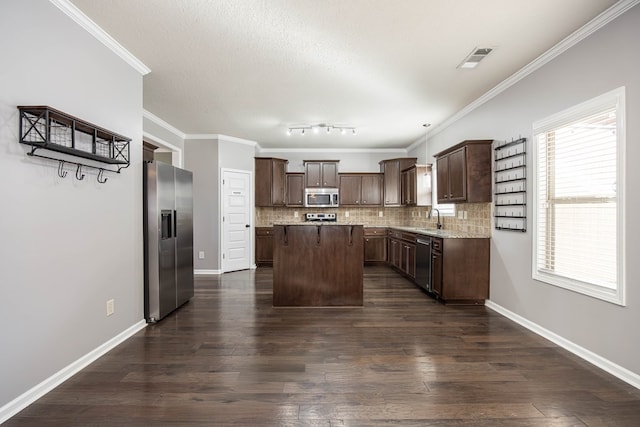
[431,237,489,304]
[387,229,416,279]
[364,227,387,264]
[386,229,489,305]
[255,227,274,266]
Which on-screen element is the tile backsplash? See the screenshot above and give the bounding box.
[256,203,492,236]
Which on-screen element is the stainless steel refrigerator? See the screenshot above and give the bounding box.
[143,161,194,323]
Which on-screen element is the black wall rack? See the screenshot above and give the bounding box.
[18,106,131,182]
[494,137,527,232]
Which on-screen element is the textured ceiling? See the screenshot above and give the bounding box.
[70,0,618,149]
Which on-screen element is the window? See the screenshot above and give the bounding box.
[532,87,625,305]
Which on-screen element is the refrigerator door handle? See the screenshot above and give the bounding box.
[174,210,177,238]
[161,210,173,240]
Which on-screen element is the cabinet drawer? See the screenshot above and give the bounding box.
[431,237,443,252]
[256,227,274,236]
[364,227,387,236]
[400,232,416,242]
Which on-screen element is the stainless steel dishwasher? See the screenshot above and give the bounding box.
[415,236,432,292]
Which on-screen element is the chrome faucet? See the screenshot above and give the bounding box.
[429,208,442,229]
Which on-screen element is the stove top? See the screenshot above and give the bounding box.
[304,212,337,222]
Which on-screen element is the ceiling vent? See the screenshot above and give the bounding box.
[457,47,493,69]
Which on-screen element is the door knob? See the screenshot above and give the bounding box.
[245,224,250,228]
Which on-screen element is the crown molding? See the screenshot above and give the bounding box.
[49,0,151,75]
[143,110,187,139]
[185,134,258,147]
[428,0,640,138]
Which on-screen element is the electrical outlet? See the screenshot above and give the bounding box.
[463,211,468,220]
[106,299,114,316]
[378,211,383,218]
[345,211,350,218]
[198,251,205,259]
[294,211,299,218]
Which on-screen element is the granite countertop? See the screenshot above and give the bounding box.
[270,223,489,238]
[388,226,490,239]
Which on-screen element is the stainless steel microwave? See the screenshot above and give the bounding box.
[304,188,339,208]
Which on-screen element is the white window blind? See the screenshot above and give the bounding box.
[532,87,625,305]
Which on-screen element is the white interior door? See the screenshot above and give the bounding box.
[222,169,252,272]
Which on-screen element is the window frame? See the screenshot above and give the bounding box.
[531,87,626,306]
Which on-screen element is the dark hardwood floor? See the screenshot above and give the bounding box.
[7,266,640,426]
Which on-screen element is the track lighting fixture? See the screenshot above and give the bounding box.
[286,123,356,136]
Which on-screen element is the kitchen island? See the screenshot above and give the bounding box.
[272,224,363,307]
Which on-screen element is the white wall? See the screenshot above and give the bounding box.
[185,136,256,271]
[0,0,144,409]
[185,138,220,271]
[426,4,640,377]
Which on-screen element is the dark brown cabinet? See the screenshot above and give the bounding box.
[286,173,304,206]
[434,140,493,204]
[364,227,387,264]
[379,158,417,206]
[401,164,432,206]
[272,225,363,306]
[339,173,383,206]
[255,227,274,266]
[255,157,287,207]
[304,160,339,188]
[431,238,443,297]
[431,237,489,304]
[387,229,416,279]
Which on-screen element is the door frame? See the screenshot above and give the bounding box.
[219,168,254,273]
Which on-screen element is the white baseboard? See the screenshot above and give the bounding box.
[194,269,222,276]
[0,320,147,424]
[485,300,640,390]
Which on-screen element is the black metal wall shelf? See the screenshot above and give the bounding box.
[494,138,527,232]
[18,106,131,180]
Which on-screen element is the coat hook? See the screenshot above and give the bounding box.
[58,160,68,178]
[97,168,108,184]
[76,164,85,180]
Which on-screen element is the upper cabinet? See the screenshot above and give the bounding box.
[379,158,417,206]
[339,173,383,206]
[304,160,339,188]
[255,157,288,207]
[401,164,432,206]
[286,173,304,207]
[434,140,492,204]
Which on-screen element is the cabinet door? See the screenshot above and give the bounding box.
[436,157,449,203]
[364,236,386,262]
[321,162,339,187]
[382,160,401,206]
[305,162,322,187]
[339,175,362,205]
[447,147,467,202]
[431,250,443,296]
[255,158,272,207]
[272,159,287,206]
[361,174,382,205]
[388,238,401,269]
[286,174,304,206]
[401,168,417,205]
[405,243,416,278]
[255,228,274,265]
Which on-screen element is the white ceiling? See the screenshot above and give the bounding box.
[70,0,618,149]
